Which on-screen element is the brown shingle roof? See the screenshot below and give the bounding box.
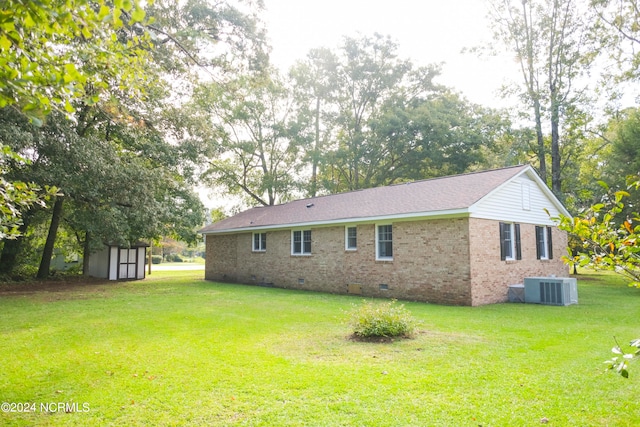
[200,165,531,233]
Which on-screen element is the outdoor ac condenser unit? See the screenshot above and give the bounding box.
[523,277,578,306]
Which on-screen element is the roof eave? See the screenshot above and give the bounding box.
[200,208,471,234]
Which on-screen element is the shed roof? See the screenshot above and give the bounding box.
[200,165,561,234]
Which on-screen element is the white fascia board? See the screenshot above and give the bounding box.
[468,211,559,226]
[520,167,572,218]
[201,208,470,235]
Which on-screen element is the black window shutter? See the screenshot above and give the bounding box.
[515,224,522,260]
[499,222,506,261]
[547,227,553,259]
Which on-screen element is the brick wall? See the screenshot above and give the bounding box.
[205,218,473,305]
[468,218,570,305]
[204,217,570,306]
[204,233,238,282]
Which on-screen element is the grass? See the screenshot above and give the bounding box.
[0,270,639,426]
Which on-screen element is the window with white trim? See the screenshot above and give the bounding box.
[499,222,521,261]
[292,230,312,255]
[253,232,266,252]
[376,224,393,260]
[535,226,553,260]
[345,226,357,250]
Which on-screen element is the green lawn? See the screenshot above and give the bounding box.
[0,271,638,426]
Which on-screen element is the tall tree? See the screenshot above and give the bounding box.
[591,0,640,81]
[592,107,640,218]
[289,48,340,197]
[290,34,505,194]
[1,0,265,274]
[0,0,151,242]
[0,107,205,277]
[367,89,507,185]
[330,34,411,191]
[196,71,300,206]
[489,0,597,196]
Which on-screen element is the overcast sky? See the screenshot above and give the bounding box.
[262,0,519,107]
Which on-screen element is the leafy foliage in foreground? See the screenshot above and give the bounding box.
[556,178,640,377]
[605,338,640,378]
[556,179,640,287]
[0,145,57,240]
[348,299,417,339]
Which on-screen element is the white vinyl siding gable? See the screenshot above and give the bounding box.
[470,173,562,225]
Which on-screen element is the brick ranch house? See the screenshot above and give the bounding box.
[199,165,571,306]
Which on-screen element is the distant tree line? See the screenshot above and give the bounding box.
[2,0,640,280]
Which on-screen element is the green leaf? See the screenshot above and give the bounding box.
[63,63,78,83]
[98,5,110,20]
[130,7,145,22]
[23,13,35,28]
[0,35,11,50]
[81,26,92,39]
[64,100,75,113]
[112,8,122,26]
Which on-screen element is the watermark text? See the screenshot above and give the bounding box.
[1,402,90,413]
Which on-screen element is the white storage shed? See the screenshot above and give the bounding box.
[88,243,149,280]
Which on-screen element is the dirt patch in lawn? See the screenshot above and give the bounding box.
[0,276,114,299]
[347,333,416,343]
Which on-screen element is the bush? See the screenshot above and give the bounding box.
[151,255,163,264]
[348,299,417,340]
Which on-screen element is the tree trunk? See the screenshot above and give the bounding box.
[550,95,562,196]
[82,231,91,276]
[533,99,547,184]
[37,196,64,279]
[0,220,30,275]
[521,0,547,184]
[311,96,321,198]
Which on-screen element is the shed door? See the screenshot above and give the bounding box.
[119,248,138,279]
